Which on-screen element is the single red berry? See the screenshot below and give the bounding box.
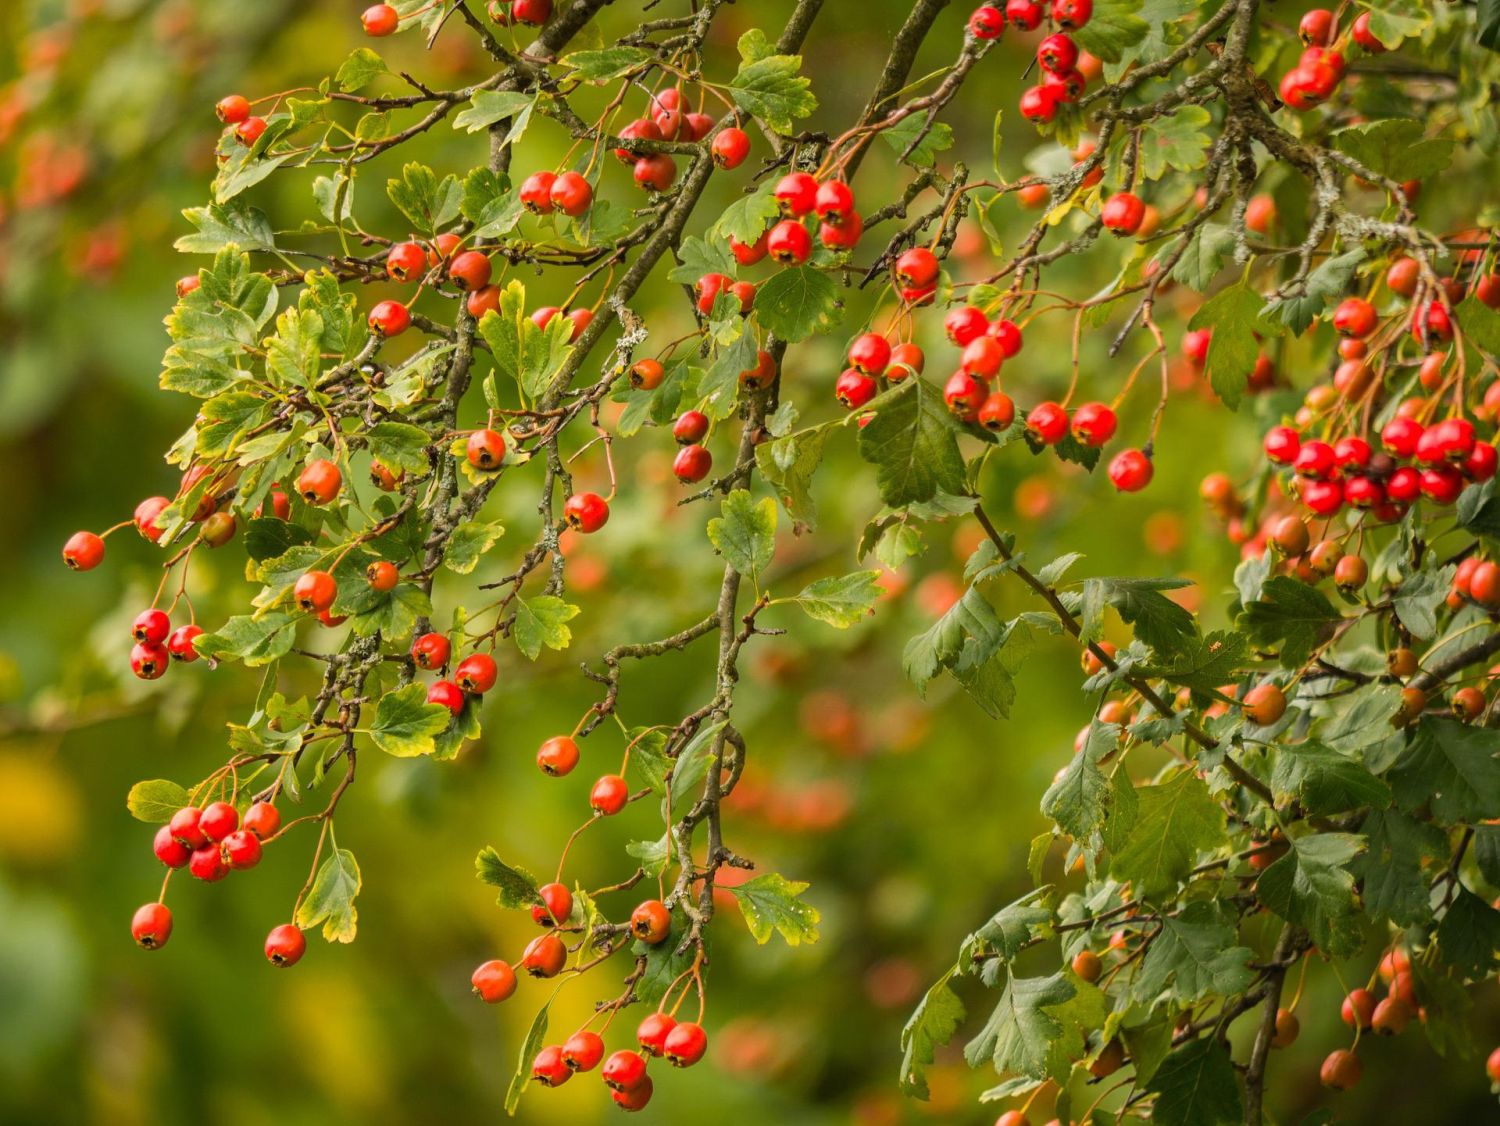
[1263,426,1301,465]
[613,118,661,165]
[944,371,985,421]
[132,608,170,644]
[835,369,879,410]
[366,561,400,593]
[563,492,610,533]
[411,632,451,670]
[294,570,337,613]
[961,335,1004,379]
[472,958,517,1002]
[590,774,629,815]
[455,653,498,694]
[1038,32,1079,74]
[537,735,580,777]
[1351,11,1385,52]
[673,444,712,483]
[1101,192,1146,236]
[1293,440,1337,480]
[1108,448,1154,492]
[297,458,343,507]
[428,233,462,265]
[368,299,411,337]
[427,679,464,716]
[200,801,238,842]
[1070,402,1117,447]
[978,391,1016,432]
[602,1049,649,1092]
[729,231,769,266]
[684,112,715,141]
[531,882,574,927]
[467,428,507,470]
[549,170,593,216]
[944,306,989,347]
[169,806,207,849]
[767,219,812,265]
[673,410,709,445]
[215,94,250,124]
[235,116,267,145]
[130,641,170,680]
[565,308,593,341]
[637,1012,677,1057]
[1026,401,1069,445]
[1182,328,1212,366]
[223,829,262,870]
[739,348,776,391]
[814,179,855,226]
[265,923,307,967]
[613,1077,654,1111]
[1006,0,1045,31]
[562,1030,605,1071]
[663,1022,708,1067]
[1467,441,1498,481]
[848,333,892,376]
[774,171,818,216]
[888,342,925,381]
[531,1044,571,1087]
[1381,416,1425,458]
[448,250,492,292]
[244,801,280,839]
[711,127,750,169]
[189,843,228,882]
[1019,84,1061,124]
[386,241,426,282]
[511,0,552,26]
[894,247,939,289]
[1332,297,1377,338]
[1320,1048,1362,1091]
[1299,8,1333,45]
[630,899,672,944]
[132,903,173,949]
[176,275,202,299]
[630,358,666,390]
[521,932,567,977]
[154,824,192,869]
[969,5,1004,39]
[633,154,677,191]
[1052,0,1092,29]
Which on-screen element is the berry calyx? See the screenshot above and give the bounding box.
[466,428,507,469]
[131,641,170,680]
[630,899,671,944]
[297,458,342,505]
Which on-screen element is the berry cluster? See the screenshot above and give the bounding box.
[1278,9,1388,113]
[966,1,1100,125]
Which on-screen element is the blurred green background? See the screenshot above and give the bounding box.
[2,1,1497,1123]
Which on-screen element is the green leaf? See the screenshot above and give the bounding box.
[965,973,1104,1083]
[1392,564,1454,639]
[443,521,504,574]
[1109,770,1226,898]
[633,908,699,1004]
[1256,832,1366,955]
[756,424,831,529]
[1333,118,1453,183]
[1070,0,1149,63]
[1187,282,1265,409]
[1354,807,1446,927]
[193,612,296,666]
[344,582,431,641]
[264,307,323,388]
[1169,223,1235,292]
[712,182,782,246]
[1138,107,1211,180]
[512,595,579,660]
[1359,0,1433,48]
[1042,723,1120,842]
[1264,249,1366,336]
[1457,478,1500,542]
[668,234,737,284]
[754,266,842,342]
[1388,716,1500,823]
[369,682,451,757]
[295,848,361,942]
[791,571,881,627]
[1437,888,1500,977]
[1481,0,1500,50]
[127,779,191,823]
[475,845,542,908]
[1079,576,1195,654]
[1143,630,1247,692]
[476,282,575,400]
[880,117,956,169]
[1145,1037,1243,1126]
[364,421,431,476]
[1270,742,1391,817]
[903,587,1004,693]
[623,728,671,795]
[505,991,555,1115]
[1241,575,1342,667]
[1456,296,1500,357]
[960,887,1055,967]
[730,873,821,945]
[385,162,462,235]
[560,45,652,80]
[196,391,270,457]
[1133,902,1254,1004]
[335,47,388,92]
[707,490,777,581]
[728,34,817,133]
[452,89,533,133]
[176,200,276,253]
[899,970,965,1099]
[857,378,968,508]
[462,166,524,237]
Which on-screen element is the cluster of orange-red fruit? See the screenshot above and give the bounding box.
[966,0,1100,125]
[1278,7,1390,112]
[470,889,708,1112]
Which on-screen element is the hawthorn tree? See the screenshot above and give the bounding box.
[53,0,1500,1120]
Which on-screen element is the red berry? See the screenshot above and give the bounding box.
[1299,8,1333,45]
[531,882,574,927]
[455,652,498,694]
[549,170,593,216]
[664,1021,708,1067]
[1006,0,1045,31]
[729,231,769,265]
[774,172,818,216]
[1333,436,1372,469]
[411,632,451,670]
[602,1049,649,1091]
[814,179,855,226]
[132,608,171,644]
[154,824,192,868]
[1381,417,1424,458]
[1332,297,1377,338]
[1070,402,1117,447]
[1026,401,1069,445]
[944,305,989,346]
[235,116,267,145]
[1101,192,1145,236]
[711,127,750,169]
[472,959,517,1002]
[835,369,879,410]
[1038,32,1079,74]
[223,829,262,870]
[978,391,1016,432]
[466,428,507,470]
[244,801,280,839]
[265,923,307,967]
[637,1011,677,1056]
[189,843,228,882]
[961,335,1004,379]
[368,300,410,337]
[944,371,985,421]
[1293,440,1337,479]
[1320,1048,1362,1090]
[989,319,1024,357]
[968,5,1005,39]
[131,903,173,949]
[531,1044,571,1087]
[1019,85,1060,124]
[169,806,208,850]
[448,249,492,292]
[767,219,812,264]
[386,241,426,282]
[563,492,610,533]
[519,170,557,213]
[562,1030,605,1072]
[1052,0,1092,30]
[427,679,464,716]
[819,212,863,250]
[632,154,677,191]
[200,801,238,842]
[537,735,580,777]
[1351,11,1386,52]
[613,1077,654,1112]
[673,410,709,445]
[1467,441,1498,481]
[511,0,551,26]
[590,774,629,815]
[294,570,337,613]
[215,94,250,124]
[630,899,672,944]
[521,932,567,977]
[131,641,170,680]
[673,444,712,483]
[1108,448,1154,492]
[1302,477,1344,516]
[361,4,399,36]
[894,247,940,289]
[365,561,399,593]
[888,342,925,380]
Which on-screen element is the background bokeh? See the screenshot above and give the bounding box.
[2,1,1497,1123]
